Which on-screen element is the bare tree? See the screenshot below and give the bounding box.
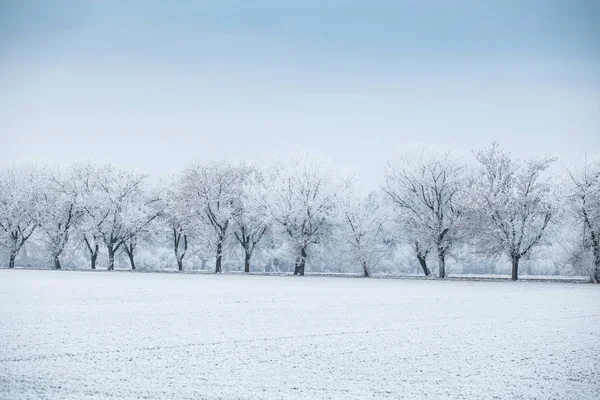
[36,167,83,269]
[0,167,38,268]
[160,176,192,271]
[120,188,162,271]
[265,154,342,276]
[338,188,388,277]
[233,168,268,273]
[382,148,463,278]
[74,163,151,271]
[465,143,557,280]
[567,158,600,283]
[180,161,249,273]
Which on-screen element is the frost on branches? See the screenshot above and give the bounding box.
[337,187,389,277]
[465,143,557,281]
[382,148,463,278]
[0,167,38,268]
[160,175,193,271]
[264,154,342,276]
[232,168,268,273]
[568,158,600,283]
[74,163,159,271]
[0,144,594,281]
[35,167,83,269]
[180,161,250,273]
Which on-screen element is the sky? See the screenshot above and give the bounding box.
[1,0,599,186]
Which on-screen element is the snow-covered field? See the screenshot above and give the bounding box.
[1,270,599,399]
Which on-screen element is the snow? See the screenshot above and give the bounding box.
[1,270,599,399]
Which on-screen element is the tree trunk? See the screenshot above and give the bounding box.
[293,256,301,275]
[244,251,251,273]
[174,230,187,272]
[215,239,223,273]
[299,246,307,276]
[8,252,16,269]
[417,254,430,276]
[127,252,135,271]
[511,255,520,281]
[107,245,115,271]
[438,249,446,279]
[91,249,98,270]
[362,260,370,277]
[85,237,99,270]
[53,256,61,270]
[592,244,600,284]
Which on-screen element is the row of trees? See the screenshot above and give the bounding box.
[1,144,598,282]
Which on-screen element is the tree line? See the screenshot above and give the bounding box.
[1,143,598,282]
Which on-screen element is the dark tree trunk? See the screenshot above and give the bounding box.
[592,239,600,283]
[511,255,520,281]
[107,245,115,271]
[127,252,135,271]
[215,239,223,273]
[244,251,251,273]
[84,237,99,270]
[123,241,136,271]
[438,249,446,279]
[417,253,430,276]
[173,229,187,272]
[362,260,370,277]
[298,246,307,276]
[53,256,61,270]
[8,238,19,268]
[91,250,97,270]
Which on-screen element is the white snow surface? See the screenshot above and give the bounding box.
[1,270,599,399]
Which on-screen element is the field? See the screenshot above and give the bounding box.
[1,270,599,399]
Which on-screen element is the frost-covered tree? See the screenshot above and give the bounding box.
[465,143,557,281]
[233,167,268,273]
[567,158,600,283]
[180,161,249,273]
[74,163,153,271]
[382,149,463,278]
[120,187,162,271]
[36,168,83,269]
[265,154,342,276]
[160,176,193,271]
[0,167,39,268]
[338,187,388,277]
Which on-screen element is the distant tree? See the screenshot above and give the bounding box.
[465,143,557,281]
[233,168,268,273]
[338,188,388,277]
[36,167,83,269]
[0,167,39,269]
[382,148,463,278]
[265,154,342,276]
[180,161,249,273]
[120,188,162,271]
[160,176,192,271]
[74,163,153,271]
[567,158,600,283]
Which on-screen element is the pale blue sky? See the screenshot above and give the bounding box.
[1,0,598,184]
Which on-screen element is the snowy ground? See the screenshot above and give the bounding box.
[1,270,599,399]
